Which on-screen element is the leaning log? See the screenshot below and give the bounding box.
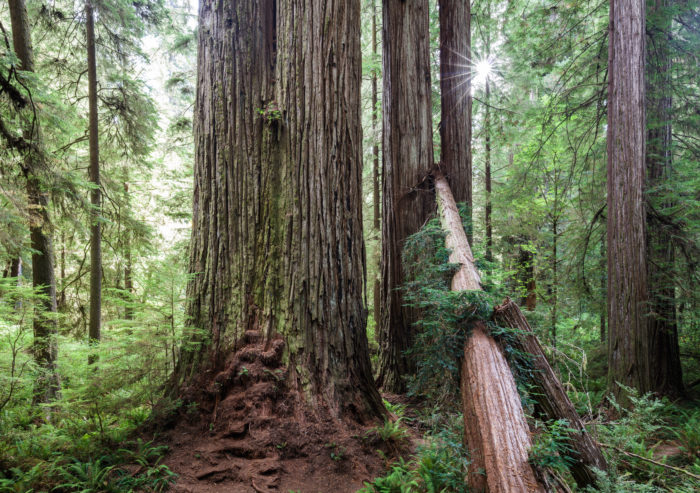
[435,172,545,492]
[493,298,607,487]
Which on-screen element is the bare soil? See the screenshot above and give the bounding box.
[158,331,396,493]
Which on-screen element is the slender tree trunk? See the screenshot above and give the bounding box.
[9,0,60,404]
[518,239,536,311]
[438,0,472,232]
[606,0,649,404]
[123,181,133,320]
[58,232,66,310]
[177,0,383,421]
[9,257,22,279]
[371,0,381,328]
[645,0,684,397]
[377,0,435,392]
[484,78,493,263]
[551,217,558,348]
[600,233,606,342]
[86,0,101,354]
[435,173,544,492]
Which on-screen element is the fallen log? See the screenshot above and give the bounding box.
[435,171,545,492]
[493,298,607,488]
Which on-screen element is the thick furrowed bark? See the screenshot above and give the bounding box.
[435,172,544,492]
[377,0,435,392]
[645,0,684,398]
[606,0,649,404]
[494,298,607,488]
[438,0,472,212]
[178,0,384,423]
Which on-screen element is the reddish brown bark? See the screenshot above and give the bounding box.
[371,0,381,327]
[438,0,472,214]
[179,0,383,421]
[606,0,650,403]
[645,0,684,398]
[494,299,607,488]
[377,0,435,392]
[435,173,544,492]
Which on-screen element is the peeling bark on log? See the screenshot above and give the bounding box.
[435,172,544,492]
[494,298,607,488]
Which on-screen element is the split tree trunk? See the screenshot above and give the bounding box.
[494,298,607,488]
[9,0,60,404]
[435,172,544,492]
[178,0,383,421]
[606,0,650,404]
[86,0,101,352]
[377,0,435,393]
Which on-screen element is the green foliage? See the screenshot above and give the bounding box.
[401,211,498,409]
[369,417,410,445]
[56,458,117,493]
[0,437,177,493]
[673,410,700,461]
[591,389,700,491]
[360,426,469,493]
[359,458,419,493]
[0,256,186,492]
[528,419,577,473]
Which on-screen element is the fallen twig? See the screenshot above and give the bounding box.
[598,442,700,481]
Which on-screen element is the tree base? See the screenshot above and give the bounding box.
[159,331,396,492]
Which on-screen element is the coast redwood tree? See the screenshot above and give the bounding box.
[377,0,435,392]
[645,0,684,397]
[439,0,472,210]
[606,0,650,402]
[177,0,383,420]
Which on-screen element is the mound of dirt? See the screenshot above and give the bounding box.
[159,331,393,492]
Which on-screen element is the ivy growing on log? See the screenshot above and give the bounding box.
[402,205,500,408]
[401,202,542,413]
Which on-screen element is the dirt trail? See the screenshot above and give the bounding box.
[160,331,390,492]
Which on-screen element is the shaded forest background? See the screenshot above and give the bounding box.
[0,0,699,491]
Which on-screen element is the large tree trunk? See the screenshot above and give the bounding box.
[9,0,60,404]
[606,0,650,404]
[438,0,472,217]
[494,299,607,488]
[178,0,383,421]
[435,172,544,492]
[376,0,435,393]
[644,0,684,398]
[86,0,102,352]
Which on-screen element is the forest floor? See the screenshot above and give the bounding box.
[158,331,411,493]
